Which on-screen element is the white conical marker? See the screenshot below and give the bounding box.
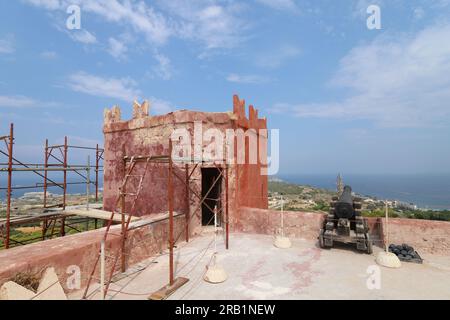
[376,201,401,268]
[274,194,292,249]
[204,206,227,283]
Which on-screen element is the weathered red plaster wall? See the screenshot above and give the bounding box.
[103,112,236,236]
[0,95,274,291]
[381,218,450,254]
[232,95,268,212]
[103,114,196,217]
[103,96,269,235]
[235,207,450,254]
[235,207,326,240]
[0,215,186,292]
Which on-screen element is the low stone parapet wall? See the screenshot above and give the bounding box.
[1,207,449,295]
[236,207,450,254]
[0,214,186,293]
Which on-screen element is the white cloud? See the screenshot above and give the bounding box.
[255,45,301,68]
[80,0,172,45]
[152,53,173,80]
[0,95,37,108]
[24,0,248,54]
[152,0,248,50]
[108,37,127,60]
[67,71,141,102]
[150,97,173,114]
[273,23,450,127]
[24,0,61,10]
[255,0,298,12]
[226,73,271,84]
[25,0,172,46]
[0,95,59,108]
[40,50,58,59]
[0,35,15,54]
[65,71,175,114]
[69,29,97,44]
[25,0,98,45]
[352,0,383,19]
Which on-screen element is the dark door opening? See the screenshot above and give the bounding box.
[201,168,222,226]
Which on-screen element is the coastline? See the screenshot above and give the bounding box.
[275,173,450,211]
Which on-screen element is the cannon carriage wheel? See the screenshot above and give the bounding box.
[366,233,373,254]
[319,229,325,248]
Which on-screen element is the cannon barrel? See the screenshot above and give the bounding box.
[334,185,355,219]
[320,185,372,254]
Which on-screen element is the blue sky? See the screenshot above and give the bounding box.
[0,0,450,175]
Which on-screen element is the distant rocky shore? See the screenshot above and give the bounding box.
[0,192,101,217]
[268,179,450,221]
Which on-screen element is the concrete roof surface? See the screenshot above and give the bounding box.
[74,232,450,300]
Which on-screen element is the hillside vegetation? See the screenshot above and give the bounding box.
[268,180,450,221]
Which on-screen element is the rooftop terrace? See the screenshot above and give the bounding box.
[73,232,450,300]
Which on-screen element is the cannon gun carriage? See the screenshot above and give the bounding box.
[319,185,373,254]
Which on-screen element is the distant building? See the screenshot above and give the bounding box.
[393,200,417,210]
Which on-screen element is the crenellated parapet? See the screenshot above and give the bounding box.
[232,95,267,130]
[103,105,122,124]
[132,100,150,119]
[104,100,151,127]
[103,95,267,134]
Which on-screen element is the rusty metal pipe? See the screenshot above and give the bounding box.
[5,124,13,249]
[63,137,68,210]
[168,139,174,285]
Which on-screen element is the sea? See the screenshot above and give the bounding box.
[277,173,450,210]
[1,172,450,210]
[0,172,104,202]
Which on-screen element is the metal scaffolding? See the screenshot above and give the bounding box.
[82,139,230,299]
[0,123,104,249]
[0,123,231,298]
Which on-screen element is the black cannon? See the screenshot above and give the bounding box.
[319,185,373,254]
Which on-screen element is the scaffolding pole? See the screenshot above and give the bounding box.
[0,123,104,250]
[82,140,230,299]
[95,144,100,202]
[185,163,190,243]
[5,124,13,249]
[44,139,48,208]
[63,136,68,210]
[168,139,174,286]
[225,164,229,250]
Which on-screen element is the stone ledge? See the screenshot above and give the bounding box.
[0,213,186,292]
[235,207,450,254]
